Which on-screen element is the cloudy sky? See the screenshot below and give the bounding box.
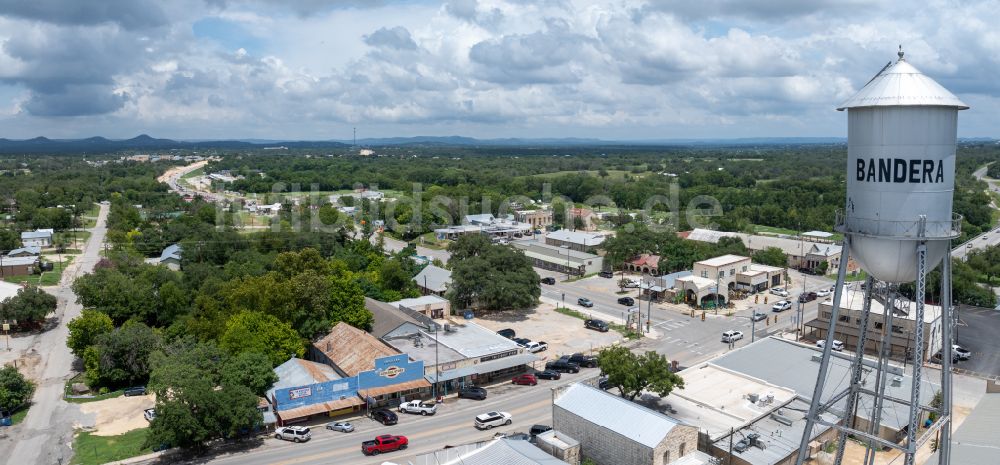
[0,0,997,140]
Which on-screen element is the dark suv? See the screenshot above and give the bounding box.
[497,328,516,339]
[540,277,556,285]
[617,297,635,306]
[562,353,598,368]
[124,386,147,397]
[545,360,580,373]
[372,409,398,425]
[458,386,488,400]
[798,292,817,303]
[584,319,609,332]
[598,270,614,278]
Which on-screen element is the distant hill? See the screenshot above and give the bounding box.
[0,135,350,154]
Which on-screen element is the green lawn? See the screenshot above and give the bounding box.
[827,269,868,282]
[415,232,450,250]
[71,429,153,465]
[752,224,799,236]
[4,256,73,286]
[63,374,125,403]
[554,306,639,339]
[9,406,29,425]
[180,166,204,180]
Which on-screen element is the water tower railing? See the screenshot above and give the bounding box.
[835,211,962,240]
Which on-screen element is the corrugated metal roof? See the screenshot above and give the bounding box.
[443,438,571,465]
[838,52,968,110]
[546,229,605,246]
[367,297,420,339]
[20,229,53,239]
[928,393,1000,465]
[313,322,399,376]
[0,281,23,301]
[7,246,40,256]
[267,358,340,399]
[555,383,683,448]
[425,353,538,383]
[413,265,452,293]
[1,256,39,266]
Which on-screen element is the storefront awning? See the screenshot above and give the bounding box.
[360,378,431,398]
[425,353,539,383]
[276,396,365,422]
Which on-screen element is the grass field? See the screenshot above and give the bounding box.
[4,256,73,286]
[9,406,29,425]
[554,306,639,339]
[71,429,152,465]
[63,374,125,403]
[828,269,868,282]
[752,225,799,236]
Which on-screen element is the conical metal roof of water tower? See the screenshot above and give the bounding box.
[838,48,968,110]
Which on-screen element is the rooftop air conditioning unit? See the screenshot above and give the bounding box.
[891,376,903,387]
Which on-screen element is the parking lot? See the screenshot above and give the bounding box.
[473,302,624,359]
[952,305,1000,378]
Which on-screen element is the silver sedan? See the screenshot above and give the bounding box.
[325,421,354,433]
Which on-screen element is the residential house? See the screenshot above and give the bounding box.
[552,383,706,465]
[6,246,41,258]
[545,230,606,253]
[21,229,54,247]
[568,208,597,230]
[511,240,603,276]
[157,244,182,270]
[0,256,39,278]
[413,264,452,296]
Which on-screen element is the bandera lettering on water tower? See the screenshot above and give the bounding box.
[855,158,945,184]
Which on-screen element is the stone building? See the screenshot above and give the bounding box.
[553,383,702,465]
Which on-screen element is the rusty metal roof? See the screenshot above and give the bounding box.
[314,322,399,376]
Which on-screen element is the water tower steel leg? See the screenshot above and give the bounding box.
[903,244,928,465]
[795,238,852,465]
[864,286,897,465]
[938,252,953,465]
[833,275,876,465]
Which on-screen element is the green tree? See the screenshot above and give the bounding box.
[0,229,19,251]
[146,340,267,450]
[221,352,278,397]
[752,246,788,268]
[447,235,540,311]
[219,311,304,366]
[66,309,114,358]
[84,321,161,389]
[597,346,684,401]
[0,366,35,413]
[0,285,58,328]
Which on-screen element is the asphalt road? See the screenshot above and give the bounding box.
[951,164,1000,261]
[378,234,452,264]
[196,369,598,465]
[0,203,109,465]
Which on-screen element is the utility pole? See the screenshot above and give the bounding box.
[715,272,721,315]
[434,322,440,400]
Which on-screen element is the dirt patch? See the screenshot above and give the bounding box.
[78,395,155,436]
[475,302,623,358]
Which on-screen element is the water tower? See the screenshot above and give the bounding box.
[796,48,965,465]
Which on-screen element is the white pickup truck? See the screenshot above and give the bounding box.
[398,400,438,416]
[524,341,548,353]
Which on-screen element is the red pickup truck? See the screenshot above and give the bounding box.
[361,434,408,456]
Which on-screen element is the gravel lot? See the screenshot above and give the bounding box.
[473,302,625,360]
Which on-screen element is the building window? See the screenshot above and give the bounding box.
[892,325,905,334]
[679,443,686,456]
[874,322,883,330]
[742,265,748,272]
[730,268,735,276]
[839,315,850,323]
[663,451,671,464]
[719,271,725,278]
[701,271,708,278]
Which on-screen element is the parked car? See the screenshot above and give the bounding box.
[585,319,609,332]
[535,370,561,380]
[361,434,408,456]
[143,408,156,422]
[513,337,531,347]
[458,386,488,400]
[497,328,516,339]
[722,330,744,343]
[326,421,354,432]
[123,386,147,397]
[772,300,792,312]
[617,296,635,306]
[398,400,438,416]
[620,279,640,288]
[529,424,553,437]
[816,288,833,297]
[563,353,598,368]
[953,345,972,360]
[798,292,818,303]
[372,409,398,425]
[474,411,512,430]
[577,297,594,308]
[597,376,610,390]
[598,270,614,278]
[545,360,581,373]
[524,341,548,353]
[816,339,845,351]
[274,426,311,443]
[750,312,767,322]
[512,374,538,386]
[770,287,789,297]
[541,277,556,285]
